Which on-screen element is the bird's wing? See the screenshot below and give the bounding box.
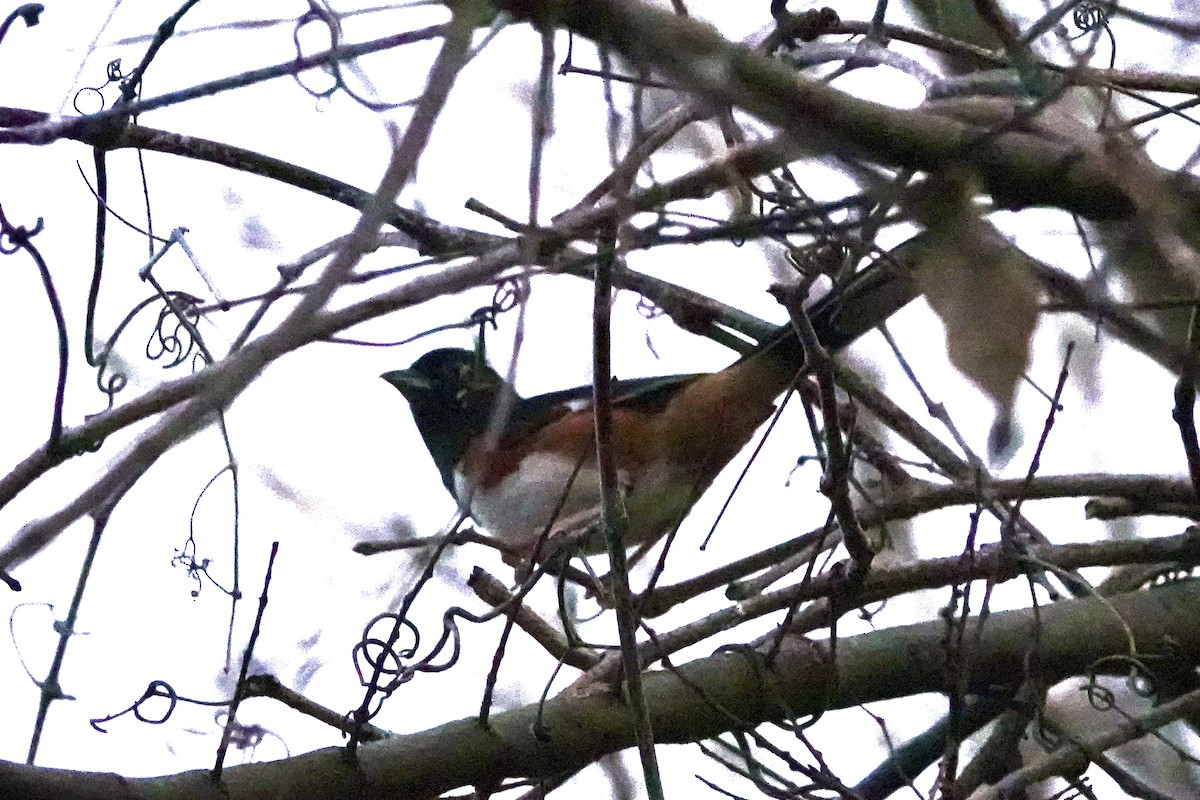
[518,373,702,416]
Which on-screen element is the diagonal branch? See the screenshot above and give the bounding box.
[0,4,481,577]
[494,0,1200,222]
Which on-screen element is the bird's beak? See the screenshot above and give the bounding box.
[381,369,432,396]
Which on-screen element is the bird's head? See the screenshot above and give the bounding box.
[382,347,505,414]
[382,348,509,490]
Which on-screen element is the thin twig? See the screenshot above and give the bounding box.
[975,687,1200,800]
[593,221,665,796]
[772,282,873,575]
[212,542,279,781]
[468,568,601,671]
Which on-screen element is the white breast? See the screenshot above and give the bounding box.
[454,452,610,550]
[454,452,705,555]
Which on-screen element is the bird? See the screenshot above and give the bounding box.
[382,259,918,563]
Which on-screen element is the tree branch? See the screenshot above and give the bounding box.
[4,580,1200,799]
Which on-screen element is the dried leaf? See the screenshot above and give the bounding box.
[907,176,1041,457]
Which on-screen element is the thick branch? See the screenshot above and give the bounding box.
[4,580,1200,799]
[495,0,1200,221]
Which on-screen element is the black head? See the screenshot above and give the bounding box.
[382,348,509,492]
[382,348,504,408]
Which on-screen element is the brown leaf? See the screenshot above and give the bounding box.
[907,176,1041,456]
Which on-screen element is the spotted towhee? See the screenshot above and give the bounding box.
[383,258,918,562]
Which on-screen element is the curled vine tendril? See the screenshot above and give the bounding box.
[291,4,416,111]
[90,679,224,732]
[146,291,202,368]
[73,59,125,115]
[88,291,205,415]
[1085,653,1159,704]
[1072,3,1111,33]
[349,597,526,732]
[345,530,553,741]
[473,277,521,341]
[326,277,526,349]
[1071,3,1117,124]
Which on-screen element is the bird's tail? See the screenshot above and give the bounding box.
[742,235,925,376]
